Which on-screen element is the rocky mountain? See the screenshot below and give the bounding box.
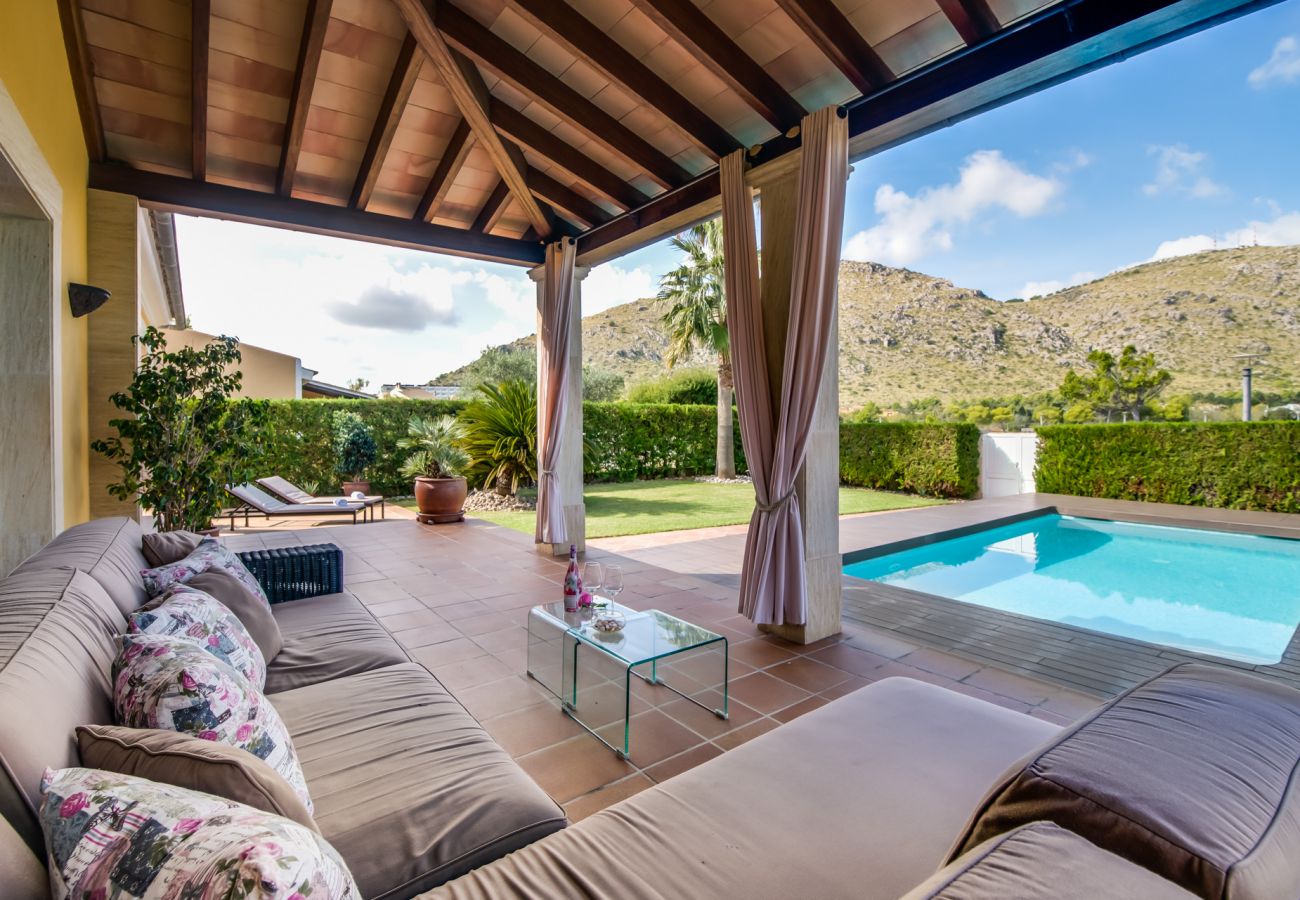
[438,245,1300,409]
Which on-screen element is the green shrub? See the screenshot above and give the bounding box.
[626,368,718,405]
[584,403,744,482]
[1035,422,1300,512]
[331,411,377,482]
[840,422,980,498]
[458,381,538,495]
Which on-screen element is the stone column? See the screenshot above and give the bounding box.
[529,260,589,556]
[756,169,842,645]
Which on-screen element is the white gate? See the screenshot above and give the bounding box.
[980,432,1038,498]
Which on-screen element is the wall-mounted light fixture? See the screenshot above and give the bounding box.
[68,283,111,318]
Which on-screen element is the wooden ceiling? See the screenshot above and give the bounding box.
[60,0,1276,266]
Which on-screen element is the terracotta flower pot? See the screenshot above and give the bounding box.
[341,480,371,496]
[413,476,467,524]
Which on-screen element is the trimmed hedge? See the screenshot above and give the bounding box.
[1035,422,1300,512]
[584,402,745,482]
[840,422,980,498]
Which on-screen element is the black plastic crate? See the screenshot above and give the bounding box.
[237,543,343,604]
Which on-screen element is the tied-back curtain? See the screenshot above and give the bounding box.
[725,105,849,626]
[535,238,577,545]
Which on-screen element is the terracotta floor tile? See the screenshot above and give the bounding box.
[518,736,636,803]
[364,596,427,617]
[456,675,551,722]
[727,671,811,714]
[644,742,723,784]
[597,709,707,767]
[729,639,799,670]
[657,693,762,740]
[483,702,584,756]
[819,674,871,700]
[438,599,495,620]
[394,622,461,649]
[407,637,487,668]
[897,648,983,681]
[563,775,654,823]
[378,608,448,632]
[453,611,518,637]
[765,656,852,693]
[471,625,527,654]
[772,695,829,723]
[847,629,921,660]
[806,643,891,678]
[712,717,779,751]
[426,654,514,691]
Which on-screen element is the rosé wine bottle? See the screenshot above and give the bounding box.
[563,544,582,612]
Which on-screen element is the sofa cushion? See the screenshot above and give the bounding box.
[952,663,1300,900]
[40,767,358,898]
[130,585,267,687]
[272,662,566,899]
[0,568,124,853]
[186,568,283,660]
[902,822,1196,899]
[0,812,47,900]
[113,634,313,812]
[422,677,1059,900]
[141,537,271,606]
[77,724,317,830]
[12,517,148,614]
[264,591,409,694]
[141,529,203,567]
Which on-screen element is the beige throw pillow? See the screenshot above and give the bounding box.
[141,530,204,567]
[76,724,317,831]
[186,568,284,660]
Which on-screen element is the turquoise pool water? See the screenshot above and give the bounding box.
[843,515,1300,664]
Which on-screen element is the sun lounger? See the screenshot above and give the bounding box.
[225,483,368,529]
[257,475,385,520]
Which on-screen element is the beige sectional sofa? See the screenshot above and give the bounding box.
[0,518,565,899]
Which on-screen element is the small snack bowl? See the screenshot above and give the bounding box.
[591,610,626,635]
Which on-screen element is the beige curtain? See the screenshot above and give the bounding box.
[724,106,849,625]
[535,238,577,545]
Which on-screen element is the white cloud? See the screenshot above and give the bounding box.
[1019,271,1097,299]
[1248,36,1300,88]
[1145,210,1300,262]
[327,284,459,332]
[842,150,1062,266]
[1142,145,1225,199]
[582,263,658,314]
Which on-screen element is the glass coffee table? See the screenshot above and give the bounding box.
[527,601,729,761]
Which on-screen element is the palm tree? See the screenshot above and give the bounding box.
[657,219,734,478]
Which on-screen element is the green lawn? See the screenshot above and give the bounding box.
[399,479,945,539]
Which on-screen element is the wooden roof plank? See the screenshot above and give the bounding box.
[471,178,511,232]
[774,0,894,96]
[525,167,612,230]
[435,2,692,190]
[625,0,806,130]
[277,0,333,195]
[349,33,421,209]
[89,160,544,266]
[57,0,107,162]
[192,0,210,180]
[414,117,473,222]
[505,0,739,160]
[391,0,552,236]
[936,0,1000,46]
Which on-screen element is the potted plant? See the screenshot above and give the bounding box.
[91,327,268,533]
[332,411,377,496]
[457,381,538,496]
[398,415,469,523]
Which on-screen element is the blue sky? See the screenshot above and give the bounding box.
[178,0,1300,387]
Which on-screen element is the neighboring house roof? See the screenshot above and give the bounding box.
[302,379,375,399]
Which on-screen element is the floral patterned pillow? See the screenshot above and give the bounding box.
[128,585,267,688]
[39,767,358,899]
[113,635,312,812]
[140,537,271,607]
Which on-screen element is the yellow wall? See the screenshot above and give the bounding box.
[162,329,304,400]
[0,3,91,525]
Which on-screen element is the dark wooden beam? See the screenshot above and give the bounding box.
[350,34,421,209]
[490,101,649,211]
[504,0,739,160]
[936,0,1000,46]
[278,0,332,195]
[56,0,106,162]
[626,0,806,130]
[471,179,511,233]
[89,161,543,266]
[434,2,692,190]
[414,118,473,222]
[525,168,612,230]
[191,0,210,180]
[774,0,893,96]
[391,0,551,236]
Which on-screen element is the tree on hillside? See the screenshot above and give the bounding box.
[657,219,734,478]
[346,377,369,392]
[449,343,623,401]
[1060,346,1172,422]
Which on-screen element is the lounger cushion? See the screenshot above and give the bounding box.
[902,822,1195,899]
[141,529,203,567]
[422,678,1058,900]
[264,592,409,694]
[77,724,317,830]
[12,517,149,615]
[952,663,1300,900]
[273,663,566,899]
[186,568,284,661]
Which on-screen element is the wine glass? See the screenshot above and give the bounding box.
[603,566,624,608]
[583,562,604,605]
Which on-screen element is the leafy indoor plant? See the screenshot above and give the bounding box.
[331,410,378,495]
[457,381,538,497]
[91,326,268,532]
[398,415,469,523]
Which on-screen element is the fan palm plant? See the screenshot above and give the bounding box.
[398,415,468,479]
[657,218,734,478]
[458,381,538,496]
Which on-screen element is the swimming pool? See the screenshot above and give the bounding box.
[842,514,1300,665]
